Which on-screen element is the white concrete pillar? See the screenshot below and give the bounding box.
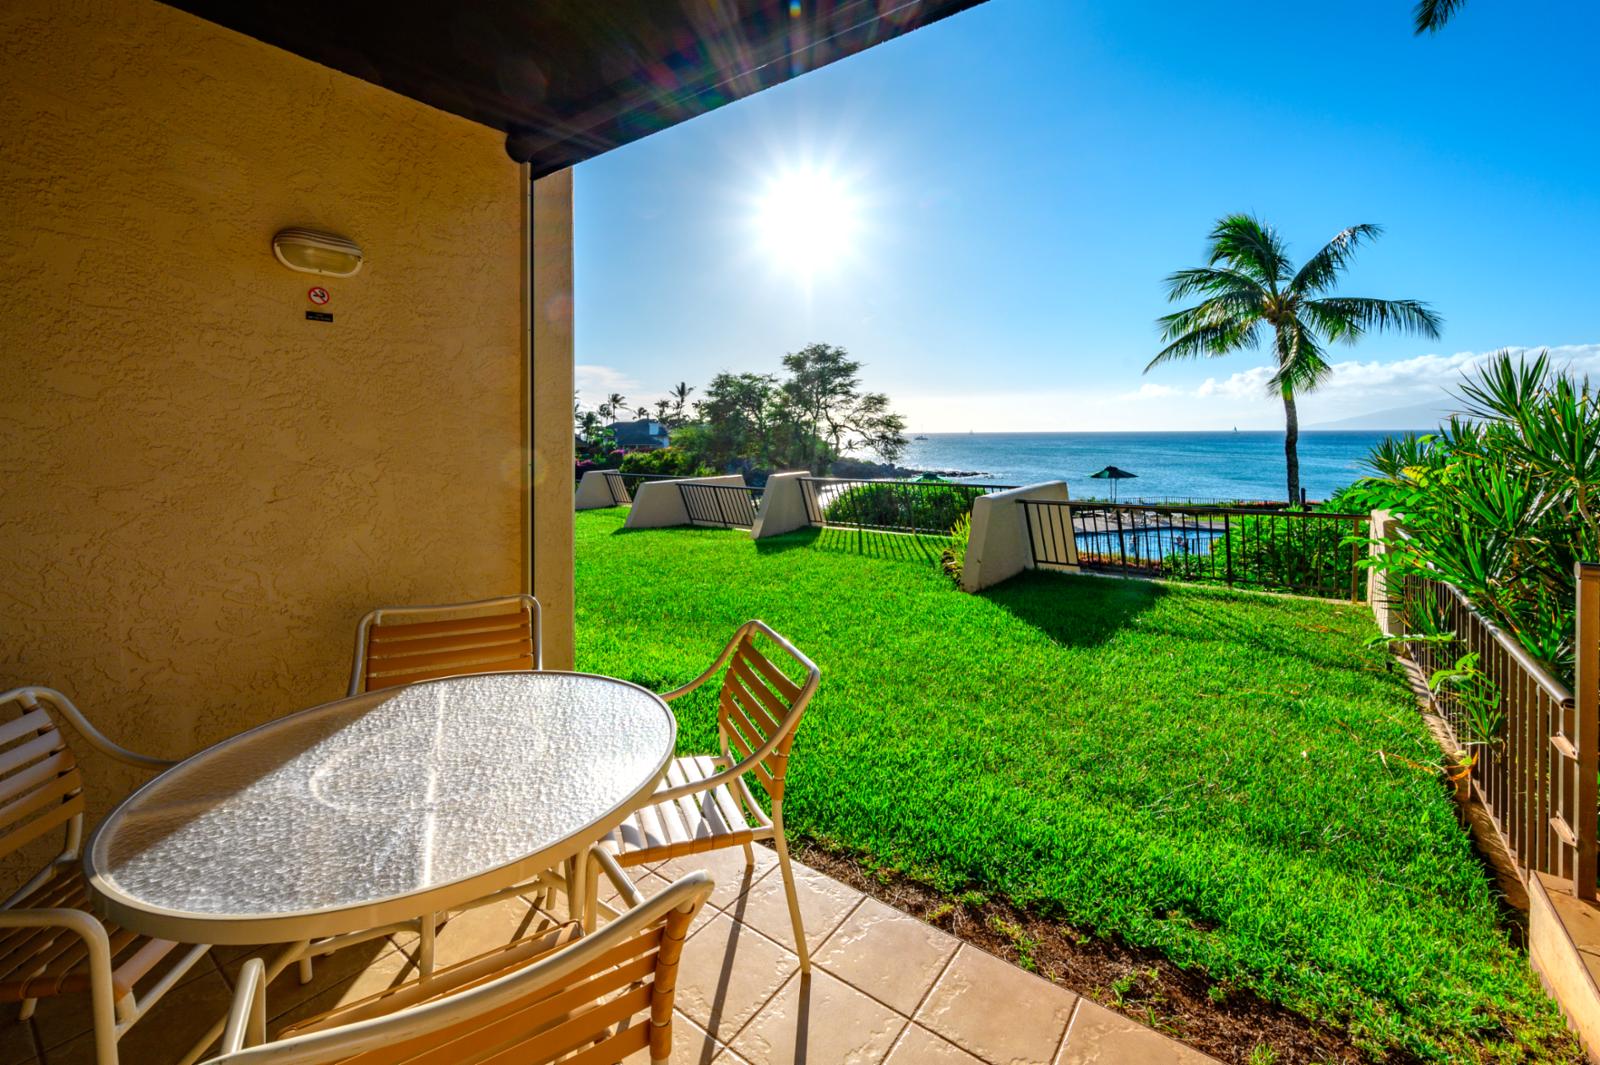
[961,482,1076,593]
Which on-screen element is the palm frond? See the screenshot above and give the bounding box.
[1290,223,1384,296]
[1269,319,1333,394]
[1157,292,1266,341]
[1147,318,1260,372]
[1305,297,1443,339]
[1207,215,1291,289]
[1164,267,1265,302]
[1414,0,1466,34]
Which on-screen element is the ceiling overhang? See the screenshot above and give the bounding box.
[162,0,987,177]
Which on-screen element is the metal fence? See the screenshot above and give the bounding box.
[678,482,762,529]
[1020,500,1366,602]
[1398,569,1599,898]
[799,478,1018,535]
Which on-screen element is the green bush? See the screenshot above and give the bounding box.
[823,481,977,533]
[619,447,711,478]
[1211,512,1363,598]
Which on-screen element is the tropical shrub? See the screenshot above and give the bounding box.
[941,512,972,582]
[619,447,711,478]
[823,480,978,533]
[1214,510,1364,598]
[1339,351,1599,682]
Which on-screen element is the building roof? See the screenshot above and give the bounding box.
[161,1,986,176]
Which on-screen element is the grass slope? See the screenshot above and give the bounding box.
[575,510,1573,1061]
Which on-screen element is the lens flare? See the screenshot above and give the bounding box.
[754,165,861,280]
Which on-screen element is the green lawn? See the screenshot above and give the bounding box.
[574,509,1573,1061]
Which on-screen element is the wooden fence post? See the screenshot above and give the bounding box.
[1575,562,1600,900]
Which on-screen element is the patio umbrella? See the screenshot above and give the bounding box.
[1089,465,1137,503]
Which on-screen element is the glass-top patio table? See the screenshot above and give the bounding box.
[86,671,676,943]
[82,671,675,1061]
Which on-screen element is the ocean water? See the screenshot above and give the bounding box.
[895,431,1396,503]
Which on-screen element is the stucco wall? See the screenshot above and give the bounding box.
[0,0,528,862]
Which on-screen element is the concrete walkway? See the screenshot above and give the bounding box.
[2,849,1221,1065]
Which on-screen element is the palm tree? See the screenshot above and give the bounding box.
[670,382,693,422]
[1414,0,1466,33]
[1149,215,1441,504]
[606,392,628,422]
[633,405,651,420]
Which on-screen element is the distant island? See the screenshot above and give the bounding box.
[1306,401,1460,431]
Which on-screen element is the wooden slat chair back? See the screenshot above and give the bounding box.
[0,687,210,1065]
[596,620,821,969]
[715,626,810,803]
[0,692,87,874]
[209,871,713,1065]
[348,595,542,696]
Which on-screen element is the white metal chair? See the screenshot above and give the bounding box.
[594,620,821,969]
[0,686,211,1065]
[347,594,542,697]
[208,858,713,1065]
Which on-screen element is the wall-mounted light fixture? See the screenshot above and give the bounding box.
[272,227,364,277]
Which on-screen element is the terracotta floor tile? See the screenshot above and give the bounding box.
[428,896,552,970]
[0,1009,38,1065]
[20,942,214,1055]
[656,845,778,911]
[915,945,1078,1065]
[620,1009,730,1065]
[884,1023,987,1064]
[1055,1000,1218,1065]
[267,943,420,1034]
[730,970,906,1065]
[219,934,398,1021]
[815,897,960,1014]
[731,860,863,957]
[675,912,798,1044]
[43,968,234,1065]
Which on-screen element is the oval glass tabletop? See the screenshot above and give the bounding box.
[84,672,676,944]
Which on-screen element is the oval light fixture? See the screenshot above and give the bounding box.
[272,227,364,277]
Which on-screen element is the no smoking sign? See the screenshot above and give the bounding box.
[307,286,330,306]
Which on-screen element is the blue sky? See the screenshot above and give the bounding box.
[574,0,1600,431]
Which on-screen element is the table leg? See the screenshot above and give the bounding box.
[565,853,586,924]
[418,912,436,978]
[177,940,309,1065]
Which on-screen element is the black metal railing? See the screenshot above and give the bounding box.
[678,482,762,529]
[1020,500,1367,601]
[799,478,1018,536]
[600,470,631,505]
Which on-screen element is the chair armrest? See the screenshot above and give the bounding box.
[587,846,645,909]
[220,958,267,1054]
[11,687,178,770]
[659,622,758,703]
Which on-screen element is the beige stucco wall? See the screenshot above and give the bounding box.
[0,0,529,861]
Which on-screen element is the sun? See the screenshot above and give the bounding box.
[754,165,861,279]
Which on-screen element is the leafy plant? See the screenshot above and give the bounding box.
[1343,351,1600,683]
[618,447,710,478]
[941,512,972,583]
[1429,651,1506,751]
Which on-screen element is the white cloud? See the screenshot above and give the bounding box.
[1189,343,1600,420]
[1121,382,1181,399]
[574,364,642,411]
[896,343,1600,432]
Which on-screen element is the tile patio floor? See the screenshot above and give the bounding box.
[2,848,1220,1065]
